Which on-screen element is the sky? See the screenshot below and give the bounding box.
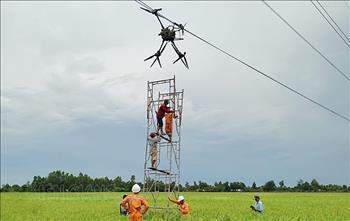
[1,1,349,187]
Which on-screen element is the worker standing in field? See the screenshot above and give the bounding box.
[168,195,189,215]
[149,132,161,168]
[250,194,263,214]
[156,100,176,135]
[120,184,149,221]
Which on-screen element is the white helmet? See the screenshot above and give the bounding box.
[132,184,141,193]
[178,195,185,202]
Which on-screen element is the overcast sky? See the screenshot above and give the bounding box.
[1,1,349,186]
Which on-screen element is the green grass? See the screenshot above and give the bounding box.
[1,192,349,221]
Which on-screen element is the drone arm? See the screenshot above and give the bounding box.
[140,7,152,14]
[160,41,168,53]
[158,40,165,52]
[139,7,165,29]
[171,42,181,55]
[156,15,165,29]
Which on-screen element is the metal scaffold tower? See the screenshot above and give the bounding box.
[143,76,184,209]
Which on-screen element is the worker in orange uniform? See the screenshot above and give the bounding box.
[165,113,173,141]
[168,195,189,215]
[120,184,149,221]
[156,100,176,135]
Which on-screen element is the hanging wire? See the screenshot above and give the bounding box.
[262,1,350,82]
[316,0,350,43]
[310,0,350,48]
[135,0,350,122]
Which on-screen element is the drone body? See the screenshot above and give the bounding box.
[141,7,189,69]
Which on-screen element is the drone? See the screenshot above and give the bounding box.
[140,7,189,69]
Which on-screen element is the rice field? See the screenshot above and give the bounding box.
[1,192,349,221]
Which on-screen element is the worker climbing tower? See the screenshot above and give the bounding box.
[143,76,184,209]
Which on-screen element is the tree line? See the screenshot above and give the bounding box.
[1,170,349,192]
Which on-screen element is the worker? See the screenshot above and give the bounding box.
[120,184,149,221]
[165,113,173,141]
[149,132,161,168]
[120,194,128,216]
[250,194,263,214]
[156,100,175,135]
[168,195,189,215]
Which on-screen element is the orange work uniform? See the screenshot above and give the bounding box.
[120,194,149,221]
[165,113,173,135]
[178,202,189,215]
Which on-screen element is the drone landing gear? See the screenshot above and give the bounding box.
[144,41,168,68]
[171,42,188,69]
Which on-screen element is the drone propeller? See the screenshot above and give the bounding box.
[174,22,186,36]
[180,23,187,35]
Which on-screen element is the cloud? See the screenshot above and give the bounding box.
[65,57,106,74]
[1,71,144,139]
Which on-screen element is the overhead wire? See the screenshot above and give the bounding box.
[345,1,350,11]
[315,0,350,44]
[135,0,153,11]
[262,1,350,82]
[135,0,350,122]
[310,0,350,48]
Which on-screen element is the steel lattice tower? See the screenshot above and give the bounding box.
[143,76,184,209]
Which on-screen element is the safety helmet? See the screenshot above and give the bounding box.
[178,195,185,202]
[132,184,141,193]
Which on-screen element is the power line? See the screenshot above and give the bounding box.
[183,28,350,122]
[345,1,350,11]
[310,0,350,48]
[135,0,350,122]
[316,0,350,43]
[135,0,153,11]
[262,1,350,82]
